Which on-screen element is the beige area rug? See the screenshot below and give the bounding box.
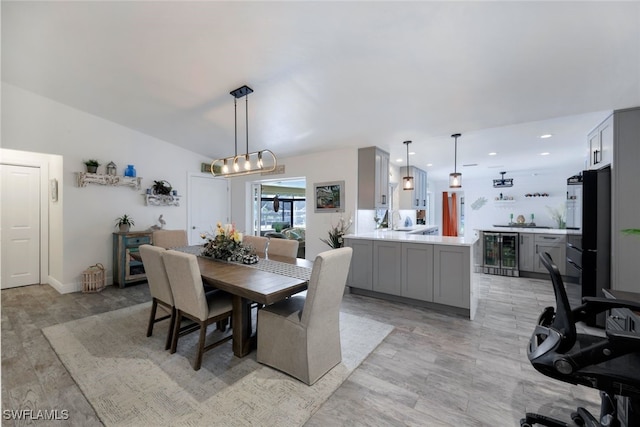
[43,303,393,427]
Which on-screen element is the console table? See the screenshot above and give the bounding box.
[112,231,152,288]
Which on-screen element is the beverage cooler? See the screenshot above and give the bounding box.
[483,232,519,277]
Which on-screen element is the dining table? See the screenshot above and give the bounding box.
[173,246,313,357]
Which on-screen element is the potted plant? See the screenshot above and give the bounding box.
[152,180,173,195]
[84,159,100,174]
[115,214,135,232]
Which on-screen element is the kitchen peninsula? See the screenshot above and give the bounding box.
[344,228,479,320]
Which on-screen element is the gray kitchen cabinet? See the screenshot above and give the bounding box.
[344,238,373,290]
[518,233,536,272]
[534,234,566,275]
[358,147,390,209]
[399,166,427,209]
[373,241,402,295]
[587,113,613,170]
[402,242,434,301]
[433,245,470,309]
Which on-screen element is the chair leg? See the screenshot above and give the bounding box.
[146,299,158,337]
[170,311,182,354]
[194,320,207,371]
[165,306,176,351]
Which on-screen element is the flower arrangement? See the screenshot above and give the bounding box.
[320,215,353,249]
[201,222,251,261]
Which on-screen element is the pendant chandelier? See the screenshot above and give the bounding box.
[210,85,277,177]
[402,140,414,190]
[449,133,462,188]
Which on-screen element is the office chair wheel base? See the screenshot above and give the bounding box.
[570,412,584,426]
[520,420,533,427]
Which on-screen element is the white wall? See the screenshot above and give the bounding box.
[229,148,358,261]
[2,83,210,292]
[432,167,584,238]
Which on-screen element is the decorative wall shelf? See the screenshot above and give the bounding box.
[145,194,181,207]
[75,172,142,190]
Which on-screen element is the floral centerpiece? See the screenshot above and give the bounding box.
[320,215,353,249]
[546,204,567,229]
[201,222,251,261]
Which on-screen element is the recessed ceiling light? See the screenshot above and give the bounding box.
[409,152,416,155]
[426,163,432,167]
[540,134,553,139]
[488,152,497,156]
[540,152,550,156]
[396,158,403,162]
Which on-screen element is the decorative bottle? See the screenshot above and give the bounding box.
[124,165,136,177]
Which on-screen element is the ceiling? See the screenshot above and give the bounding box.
[3,1,639,181]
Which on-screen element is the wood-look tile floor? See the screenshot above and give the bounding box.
[1,274,600,426]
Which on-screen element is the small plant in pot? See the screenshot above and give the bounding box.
[84,159,100,174]
[152,180,173,195]
[115,214,135,232]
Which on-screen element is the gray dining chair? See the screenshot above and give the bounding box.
[152,229,188,249]
[256,247,353,384]
[267,237,299,258]
[242,235,269,254]
[162,250,234,371]
[139,244,176,350]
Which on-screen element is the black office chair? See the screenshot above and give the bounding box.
[521,252,640,427]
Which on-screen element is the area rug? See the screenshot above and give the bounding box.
[43,303,393,427]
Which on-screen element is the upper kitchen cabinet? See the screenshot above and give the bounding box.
[358,147,389,209]
[587,113,613,170]
[399,166,427,209]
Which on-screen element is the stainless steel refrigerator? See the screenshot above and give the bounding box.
[566,165,611,327]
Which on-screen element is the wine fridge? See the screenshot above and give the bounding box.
[483,232,519,276]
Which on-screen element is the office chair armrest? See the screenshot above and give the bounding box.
[573,297,640,323]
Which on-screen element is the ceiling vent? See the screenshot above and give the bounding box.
[493,171,514,188]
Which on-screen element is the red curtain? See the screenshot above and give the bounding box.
[442,192,459,237]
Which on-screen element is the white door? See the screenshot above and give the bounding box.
[188,175,229,244]
[1,164,41,288]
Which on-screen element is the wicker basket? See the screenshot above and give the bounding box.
[82,263,106,293]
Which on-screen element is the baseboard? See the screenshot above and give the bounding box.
[47,274,115,294]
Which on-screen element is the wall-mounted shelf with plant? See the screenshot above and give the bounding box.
[144,180,180,206]
[75,172,142,190]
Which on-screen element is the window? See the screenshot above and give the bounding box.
[260,187,306,232]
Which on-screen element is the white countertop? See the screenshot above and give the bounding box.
[344,229,478,246]
[478,227,581,235]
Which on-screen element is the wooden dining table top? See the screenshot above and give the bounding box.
[196,253,313,305]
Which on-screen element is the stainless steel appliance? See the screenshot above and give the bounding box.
[483,232,519,276]
[565,166,611,327]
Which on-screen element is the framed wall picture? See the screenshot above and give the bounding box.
[314,180,345,213]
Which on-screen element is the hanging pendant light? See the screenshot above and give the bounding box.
[210,85,277,177]
[402,140,414,190]
[449,133,462,188]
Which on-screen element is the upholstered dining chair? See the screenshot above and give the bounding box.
[139,244,176,350]
[256,247,353,384]
[162,250,233,371]
[152,229,188,249]
[242,235,269,254]
[266,237,299,258]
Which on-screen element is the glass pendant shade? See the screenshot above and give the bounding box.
[403,176,414,190]
[449,172,462,188]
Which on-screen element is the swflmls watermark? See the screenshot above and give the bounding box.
[3,409,69,421]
